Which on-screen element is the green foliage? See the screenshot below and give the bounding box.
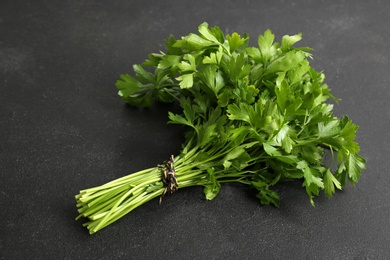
[116,22,365,206]
[76,23,367,234]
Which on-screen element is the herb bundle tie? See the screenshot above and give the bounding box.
[159,155,178,204]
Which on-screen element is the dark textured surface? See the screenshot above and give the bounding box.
[1,1,389,259]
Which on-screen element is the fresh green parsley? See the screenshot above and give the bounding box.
[76,22,366,234]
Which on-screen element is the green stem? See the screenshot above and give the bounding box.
[75,140,268,234]
[162,87,180,101]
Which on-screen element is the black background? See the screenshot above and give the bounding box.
[1,1,389,259]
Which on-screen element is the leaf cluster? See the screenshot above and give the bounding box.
[116,22,366,206]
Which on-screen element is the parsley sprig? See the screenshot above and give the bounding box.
[76,23,365,234]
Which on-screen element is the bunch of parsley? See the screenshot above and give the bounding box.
[76,23,365,234]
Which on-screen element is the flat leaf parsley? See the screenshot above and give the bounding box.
[75,23,366,234]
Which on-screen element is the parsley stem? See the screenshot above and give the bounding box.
[162,87,180,102]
